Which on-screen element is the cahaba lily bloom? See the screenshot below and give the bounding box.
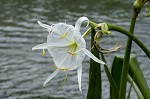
[32,17,105,91]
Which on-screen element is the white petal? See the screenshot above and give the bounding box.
[47,31,74,46]
[37,21,52,30]
[74,34,86,50]
[43,68,60,87]
[83,49,105,64]
[32,43,48,50]
[32,42,76,51]
[48,47,78,70]
[75,17,89,32]
[77,65,82,92]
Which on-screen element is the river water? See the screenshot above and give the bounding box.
[0,0,150,99]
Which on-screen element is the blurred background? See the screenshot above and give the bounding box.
[0,0,149,99]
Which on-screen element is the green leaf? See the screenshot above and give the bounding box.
[128,55,150,98]
[87,27,102,99]
[110,55,123,99]
[101,54,119,99]
[111,55,150,99]
[128,75,144,99]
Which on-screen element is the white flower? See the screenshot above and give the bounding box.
[32,17,105,91]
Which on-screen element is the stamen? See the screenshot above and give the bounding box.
[42,49,46,56]
[59,32,68,39]
[60,68,69,70]
[51,66,69,71]
[91,45,95,49]
[61,70,68,88]
[67,52,77,56]
[51,66,57,68]
[59,27,71,39]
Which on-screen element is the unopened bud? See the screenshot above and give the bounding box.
[134,0,143,10]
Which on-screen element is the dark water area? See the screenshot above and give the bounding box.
[0,0,149,99]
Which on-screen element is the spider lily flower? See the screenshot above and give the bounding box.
[32,17,105,91]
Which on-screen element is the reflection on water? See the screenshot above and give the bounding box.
[0,0,149,99]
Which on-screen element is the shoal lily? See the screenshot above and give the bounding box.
[32,17,105,91]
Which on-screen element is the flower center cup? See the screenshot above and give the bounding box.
[67,42,78,56]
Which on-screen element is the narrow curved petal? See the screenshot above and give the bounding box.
[32,43,48,50]
[77,65,82,92]
[32,42,75,51]
[43,68,60,87]
[75,17,89,32]
[83,49,105,65]
[37,21,52,30]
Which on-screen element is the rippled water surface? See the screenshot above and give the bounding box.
[0,0,150,99]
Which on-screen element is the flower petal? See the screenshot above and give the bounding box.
[37,21,52,30]
[32,43,48,50]
[43,68,60,87]
[75,17,89,32]
[77,65,82,92]
[48,47,78,70]
[47,26,74,46]
[32,42,76,51]
[83,49,105,64]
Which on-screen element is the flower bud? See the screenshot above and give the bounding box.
[134,0,143,10]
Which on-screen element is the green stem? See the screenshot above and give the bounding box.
[119,7,139,98]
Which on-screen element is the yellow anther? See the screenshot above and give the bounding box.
[60,68,69,70]
[51,66,57,68]
[59,32,68,39]
[91,45,95,49]
[60,70,68,89]
[67,52,77,56]
[51,66,68,70]
[42,49,46,56]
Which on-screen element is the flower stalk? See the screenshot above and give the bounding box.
[119,1,143,97]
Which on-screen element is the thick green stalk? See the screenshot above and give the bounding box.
[119,7,139,99]
[87,27,102,99]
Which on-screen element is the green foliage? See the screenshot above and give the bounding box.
[101,54,119,99]
[110,56,123,99]
[87,28,102,99]
[87,1,150,99]
[129,55,150,98]
[110,55,150,99]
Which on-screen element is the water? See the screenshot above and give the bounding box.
[0,0,150,99]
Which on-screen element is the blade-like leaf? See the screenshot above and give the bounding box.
[111,55,150,99]
[87,27,102,99]
[128,75,144,99]
[129,55,150,98]
[110,55,123,99]
[101,54,119,99]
